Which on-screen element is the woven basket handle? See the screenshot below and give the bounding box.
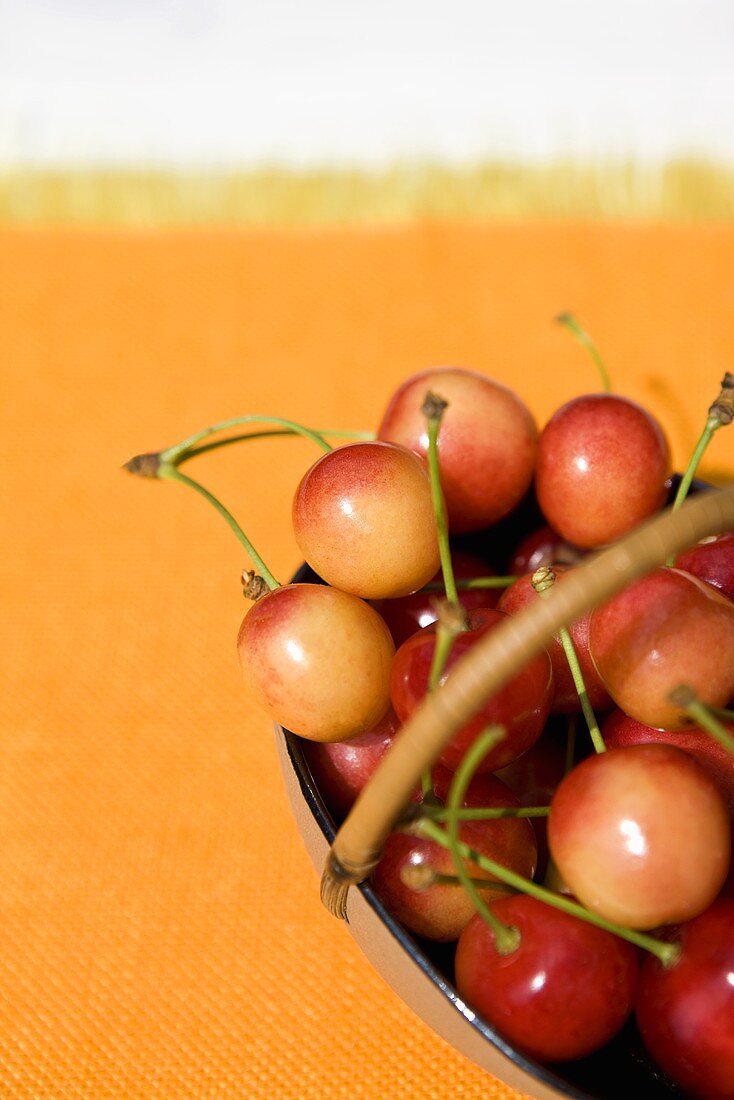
[321,485,734,918]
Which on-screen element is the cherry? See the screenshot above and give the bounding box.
[588,566,734,730]
[303,707,400,819]
[237,583,394,742]
[372,769,537,942]
[373,551,498,648]
[498,568,611,715]
[548,744,731,929]
[455,895,639,1063]
[507,523,583,576]
[602,708,734,815]
[390,607,553,773]
[292,440,440,599]
[636,899,734,1100]
[675,531,734,603]
[377,367,537,533]
[535,393,670,549]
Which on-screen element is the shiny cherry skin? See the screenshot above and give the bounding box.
[498,568,611,714]
[603,708,734,815]
[455,895,639,1062]
[636,900,734,1100]
[588,567,734,730]
[535,393,670,549]
[508,524,583,576]
[390,608,553,773]
[548,744,731,929]
[292,441,440,599]
[372,769,537,942]
[675,531,734,603]
[377,367,538,533]
[374,551,498,648]
[237,583,394,742]
[303,707,399,819]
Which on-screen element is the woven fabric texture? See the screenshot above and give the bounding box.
[2,223,734,1099]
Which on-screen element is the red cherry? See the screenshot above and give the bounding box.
[292,441,440,599]
[303,707,399,819]
[508,524,583,576]
[372,769,537,942]
[374,551,498,648]
[548,744,731,928]
[498,568,611,714]
[636,900,734,1100]
[588,567,734,730]
[390,608,553,773]
[675,531,734,603]
[535,394,670,549]
[237,583,394,742]
[455,896,639,1062]
[377,367,538,533]
[603,708,734,815]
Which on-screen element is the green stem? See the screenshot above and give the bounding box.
[555,312,612,392]
[423,396,458,607]
[666,372,734,561]
[710,705,734,722]
[422,805,551,822]
[183,427,374,462]
[558,626,606,753]
[418,817,680,967]
[670,687,734,756]
[159,465,280,590]
[531,567,605,753]
[445,727,521,954]
[404,868,516,892]
[425,576,517,591]
[671,416,720,512]
[420,623,458,799]
[419,391,465,799]
[160,414,334,466]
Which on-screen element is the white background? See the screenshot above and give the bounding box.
[1,0,733,166]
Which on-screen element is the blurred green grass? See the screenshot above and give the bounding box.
[1,160,733,224]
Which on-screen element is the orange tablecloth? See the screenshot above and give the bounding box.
[3,222,734,1099]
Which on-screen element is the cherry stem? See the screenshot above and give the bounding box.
[531,567,606,753]
[418,817,680,967]
[422,805,551,822]
[672,417,721,513]
[425,576,517,591]
[182,427,375,462]
[420,389,465,800]
[555,312,612,393]
[671,373,734,514]
[710,705,734,721]
[159,414,334,467]
[445,726,522,955]
[159,465,280,591]
[669,685,734,756]
[421,618,463,799]
[422,391,459,608]
[400,864,515,893]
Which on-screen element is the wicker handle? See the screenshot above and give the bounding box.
[321,485,734,918]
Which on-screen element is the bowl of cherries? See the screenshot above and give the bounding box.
[127,324,734,1100]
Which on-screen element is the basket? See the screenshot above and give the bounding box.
[278,482,734,1100]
